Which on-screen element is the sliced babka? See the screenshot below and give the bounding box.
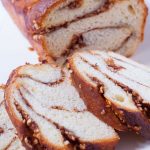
[69,50,150,138]
[5,64,119,150]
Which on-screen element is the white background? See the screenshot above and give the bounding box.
[0,1,150,150]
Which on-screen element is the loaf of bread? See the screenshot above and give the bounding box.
[5,64,119,150]
[69,50,150,138]
[2,0,147,63]
[0,86,25,150]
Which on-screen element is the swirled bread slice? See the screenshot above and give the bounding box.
[69,50,150,138]
[0,86,25,150]
[5,64,119,150]
[2,0,147,63]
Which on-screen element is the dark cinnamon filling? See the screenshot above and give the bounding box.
[108,55,150,75]
[68,0,83,9]
[105,58,125,72]
[60,26,132,59]
[19,69,65,86]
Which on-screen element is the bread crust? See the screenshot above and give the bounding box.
[139,0,148,41]
[69,53,150,139]
[5,64,119,150]
[2,0,148,62]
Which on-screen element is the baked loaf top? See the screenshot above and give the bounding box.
[69,50,150,138]
[5,64,119,150]
[2,0,147,34]
[2,0,148,63]
[0,86,25,150]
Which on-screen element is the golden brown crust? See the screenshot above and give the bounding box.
[125,0,148,57]
[5,64,119,150]
[138,0,148,41]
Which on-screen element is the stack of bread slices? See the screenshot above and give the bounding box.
[1,0,150,150]
[1,50,150,149]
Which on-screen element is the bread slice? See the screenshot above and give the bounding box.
[69,50,150,138]
[2,0,147,63]
[0,86,25,150]
[5,64,119,150]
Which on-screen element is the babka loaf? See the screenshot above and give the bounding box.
[2,0,147,63]
[0,86,25,150]
[69,50,150,138]
[5,64,119,150]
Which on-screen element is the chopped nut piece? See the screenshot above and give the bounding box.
[69,70,73,74]
[106,105,111,108]
[115,95,124,102]
[106,100,111,106]
[29,47,34,51]
[27,119,32,126]
[101,109,106,115]
[64,140,69,145]
[99,86,104,93]
[24,137,33,148]
[79,84,82,89]
[139,107,143,111]
[134,126,141,132]
[0,127,4,134]
[80,144,86,149]
[144,107,148,111]
[33,20,40,30]
[33,138,39,145]
[137,103,142,107]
